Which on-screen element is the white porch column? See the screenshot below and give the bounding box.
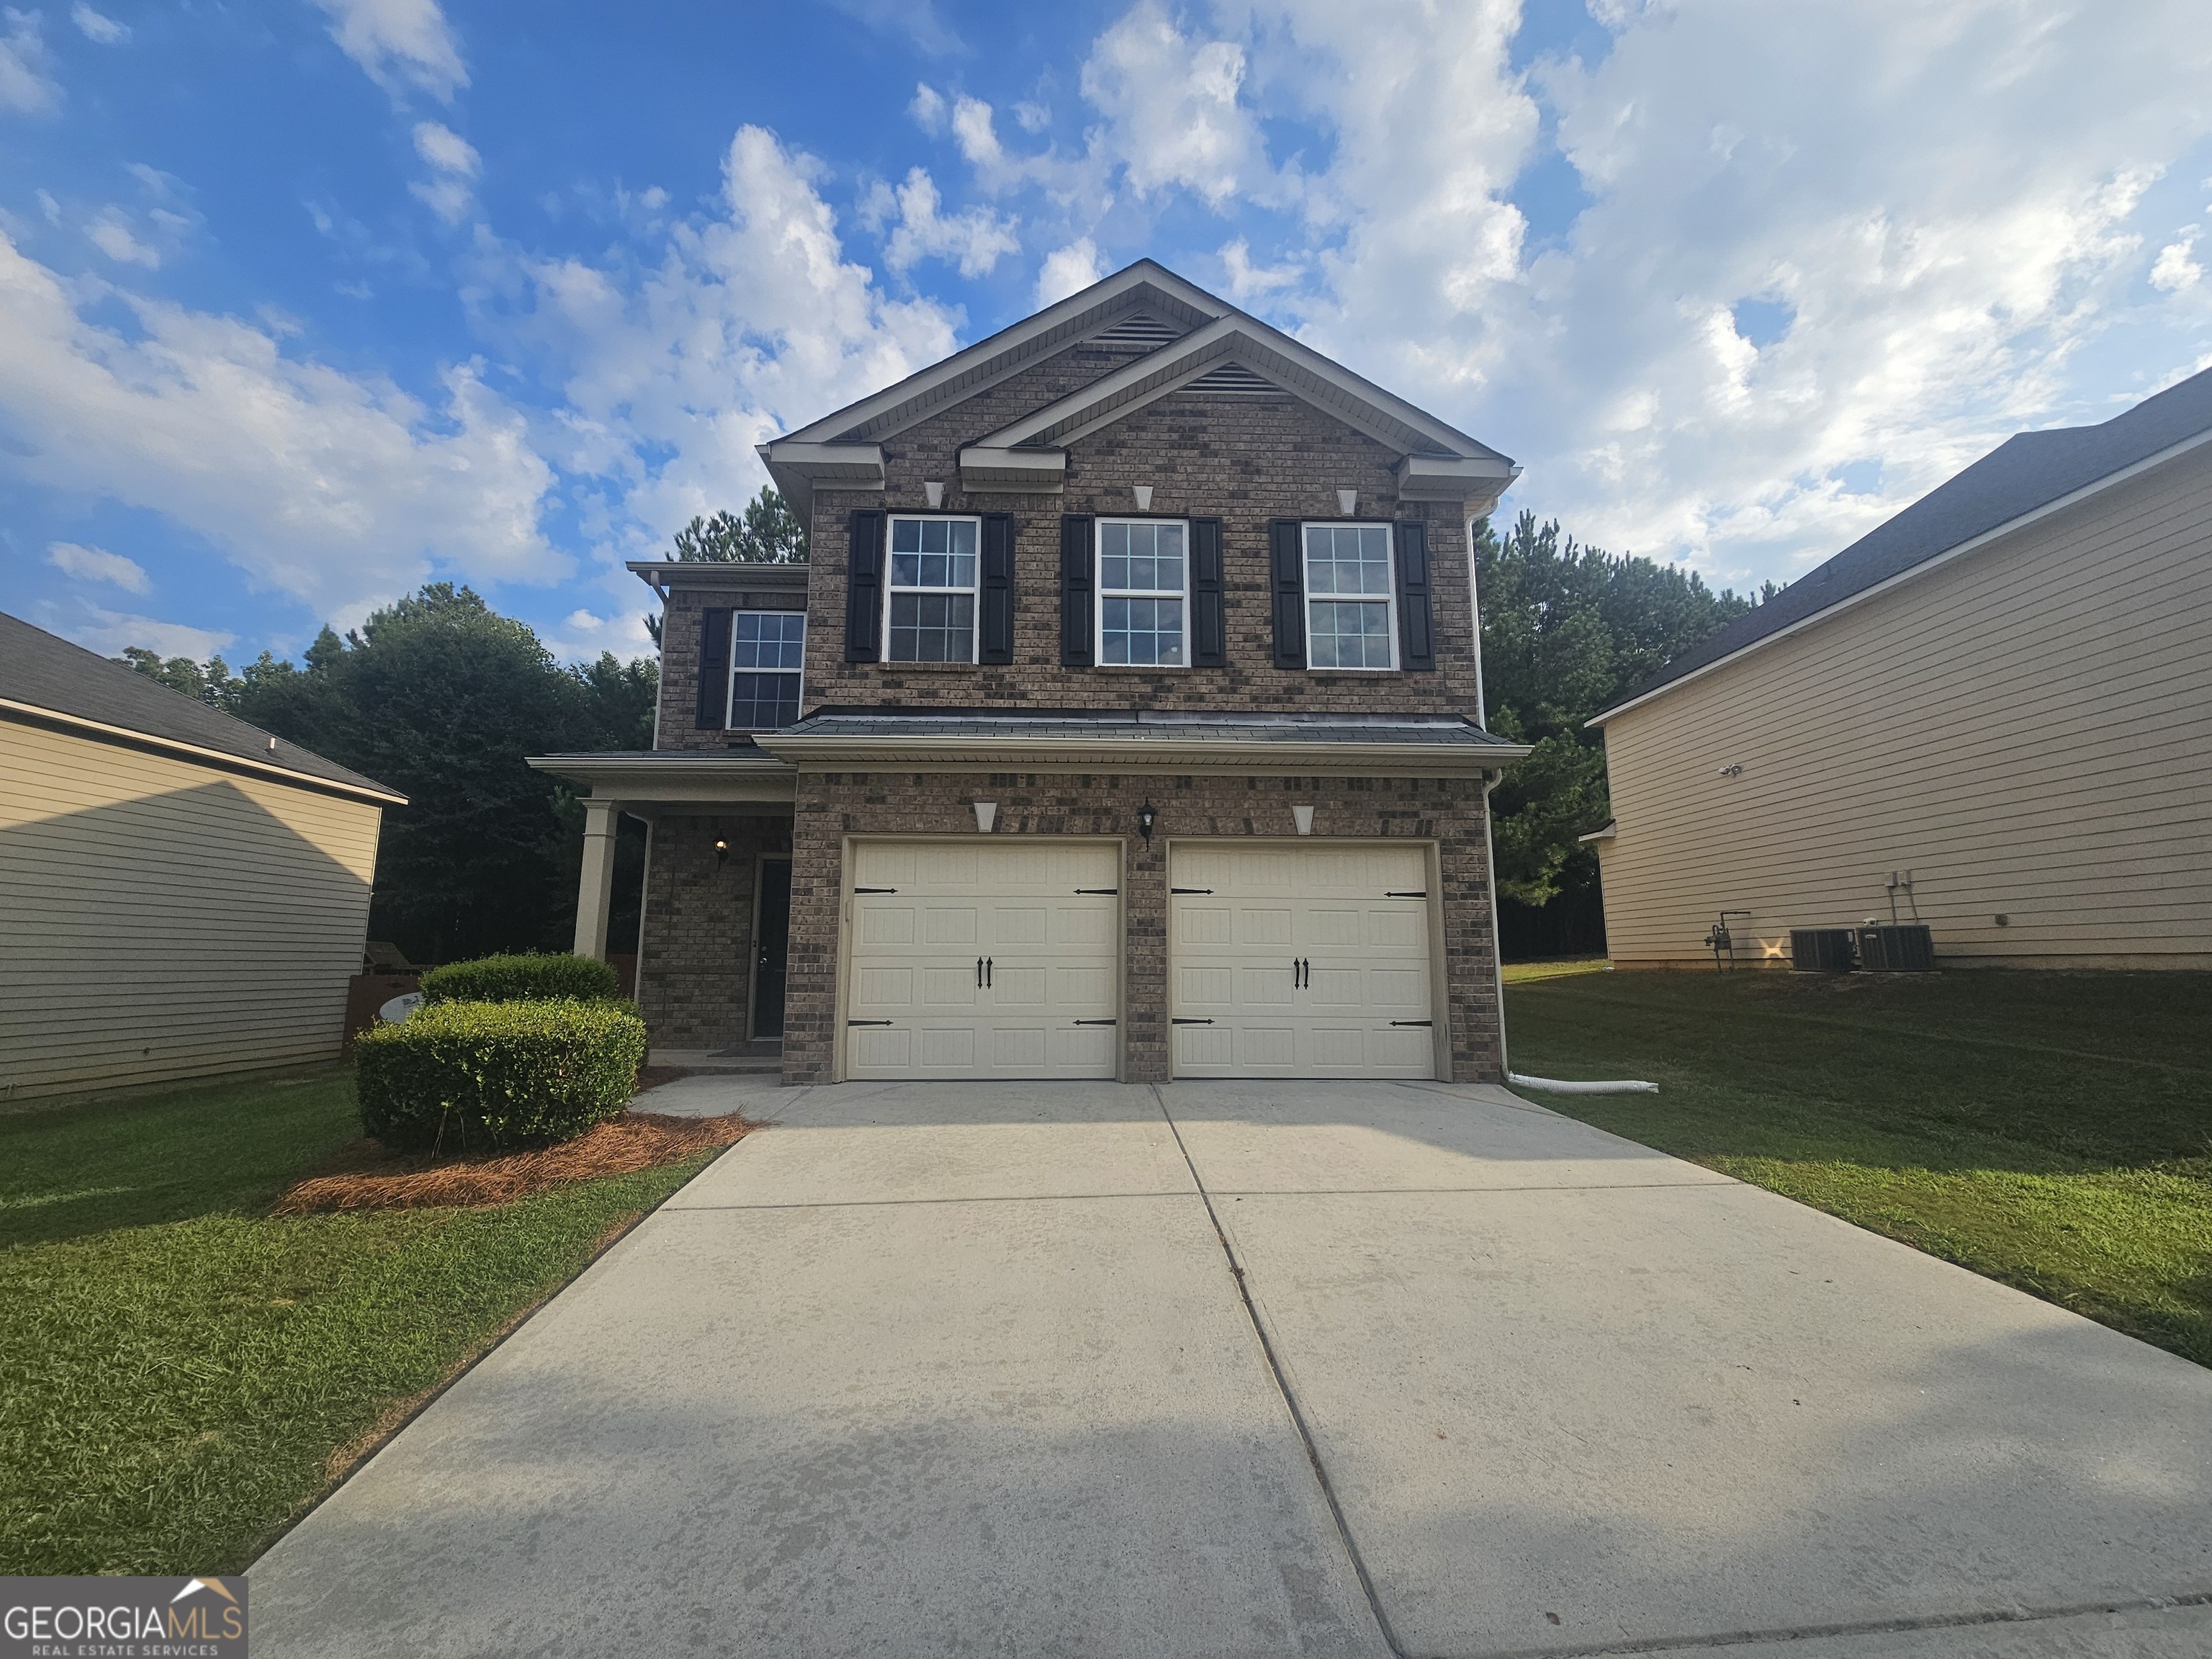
[573,799,621,960]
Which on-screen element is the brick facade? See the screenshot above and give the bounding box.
[637,814,792,1048]
[782,770,1503,1086]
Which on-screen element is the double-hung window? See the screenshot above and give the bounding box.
[886,516,979,662]
[1097,518,1187,666]
[728,612,804,729]
[1303,523,1397,670]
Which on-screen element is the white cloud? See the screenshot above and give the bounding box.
[0,8,61,114]
[66,604,233,661]
[819,0,961,56]
[47,539,149,592]
[2151,231,2202,292]
[1035,238,1103,307]
[1218,238,1300,303]
[408,120,480,223]
[306,0,466,103]
[880,167,1019,278]
[1079,0,1271,208]
[513,125,961,554]
[70,3,125,43]
[86,207,158,266]
[0,229,559,622]
[910,82,946,132]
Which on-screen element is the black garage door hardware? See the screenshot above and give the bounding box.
[1171,887,1213,894]
[853,886,898,894]
[1172,1017,1214,1025]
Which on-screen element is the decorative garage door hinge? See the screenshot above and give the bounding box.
[1170,887,1213,894]
[1074,887,1119,894]
[848,1019,895,1026]
[1172,1017,1214,1025]
[1385,890,1428,898]
[1390,1020,1433,1027]
[1072,1018,1118,1025]
[853,886,898,894]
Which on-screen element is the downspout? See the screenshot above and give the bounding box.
[1473,516,1656,1097]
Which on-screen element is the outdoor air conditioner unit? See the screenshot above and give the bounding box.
[1789,928,1857,973]
[1857,924,1935,973]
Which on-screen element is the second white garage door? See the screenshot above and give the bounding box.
[845,840,1120,1080]
[1170,842,1437,1079]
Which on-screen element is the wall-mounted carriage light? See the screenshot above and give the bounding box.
[925,481,945,508]
[974,801,998,834]
[714,839,729,865]
[1136,802,1156,845]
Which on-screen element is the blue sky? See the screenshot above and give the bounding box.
[4,0,2211,669]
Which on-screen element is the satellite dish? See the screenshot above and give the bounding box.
[378,992,425,1024]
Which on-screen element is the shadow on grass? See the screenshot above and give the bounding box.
[0,1067,359,1249]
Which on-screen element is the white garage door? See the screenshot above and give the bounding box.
[1170,842,1436,1079]
[846,841,1120,1080]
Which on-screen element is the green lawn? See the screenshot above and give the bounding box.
[0,1068,716,1575]
[1504,967,2212,1367]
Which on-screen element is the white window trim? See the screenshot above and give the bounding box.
[1301,519,1399,673]
[726,610,806,731]
[882,513,984,665]
[1095,516,1192,670]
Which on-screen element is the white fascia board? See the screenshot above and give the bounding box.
[1398,454,1519,505]
[773,263,1231,447]
[755,732,1532,774]
[1587,421,2212,729]
[1,696,407,806]
[1577,823,1617,842]
[755,440,884,490]
[627,561,810,593]
[958,446,1067,493]
[526,753,799,805]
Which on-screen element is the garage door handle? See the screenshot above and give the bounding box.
[848,1020,895,1027]
[1390,1020,1433,1027]
[1171,887,1213,894]
[855,886,898,894]
[1172,1017,1213,1025]
[1385,890,1427,898]
[1073,1018,1117,1026]
[1074,887,1118,895]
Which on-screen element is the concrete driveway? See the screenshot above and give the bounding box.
[252,1079,2212,1658]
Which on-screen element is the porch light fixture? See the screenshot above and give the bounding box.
[1133,485,1154,511]
[1337,488,1358,516]
[1291,804,1315,836]
[925,481,945,508]
[973,801,998,834]
[1136,801,1156,845]
[713,839,729,865]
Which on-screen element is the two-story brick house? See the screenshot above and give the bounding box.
[534,261,1529,1084]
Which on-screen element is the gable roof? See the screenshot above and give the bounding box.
[0,611,405,805]
[760,259,1516,508]
[1591,365,2212,725]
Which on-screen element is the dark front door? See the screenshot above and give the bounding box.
[752,858,792,1038]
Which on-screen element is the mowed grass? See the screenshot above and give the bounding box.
[0,1068,715,1575]
[1503,968,2212,1366]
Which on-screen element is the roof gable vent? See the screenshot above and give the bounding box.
[1182,361,1282,396]
[1088,310,1183,350]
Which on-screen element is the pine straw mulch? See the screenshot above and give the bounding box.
[271,1110,757,1215]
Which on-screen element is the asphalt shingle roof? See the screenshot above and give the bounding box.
[1600,364,2212,717]
[0,611,403,800]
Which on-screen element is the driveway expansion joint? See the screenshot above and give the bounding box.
[1147,1082,1411,1659]
[1448,1588,2212,1659]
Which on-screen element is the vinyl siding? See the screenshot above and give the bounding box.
[1,719,384,1100]
[1593,441,2212,968]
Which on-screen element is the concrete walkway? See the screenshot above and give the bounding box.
[251,1079,2212,1658]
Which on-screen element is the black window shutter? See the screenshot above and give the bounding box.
[1190,518,1225,667]
[1269,518,1305,670]
[695,608,733,729]
[979,513,1016,665]
[1060,515,1095,667]
[1395,521,1435,672]
[845,510,885,663]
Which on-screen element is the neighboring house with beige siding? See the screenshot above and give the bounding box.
[1587,368,2212,970]
[1,613,405,1101]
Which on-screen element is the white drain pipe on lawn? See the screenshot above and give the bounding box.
[1480,771,1658,1097]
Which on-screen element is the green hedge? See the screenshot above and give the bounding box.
[355,999,647,1152]
[419,953,621,1006]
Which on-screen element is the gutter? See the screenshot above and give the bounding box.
[755,732,1533,773]
[1586,418,2212,730]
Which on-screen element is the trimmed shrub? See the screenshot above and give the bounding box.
[420,952,621,1007]
[356,999,647,1152]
